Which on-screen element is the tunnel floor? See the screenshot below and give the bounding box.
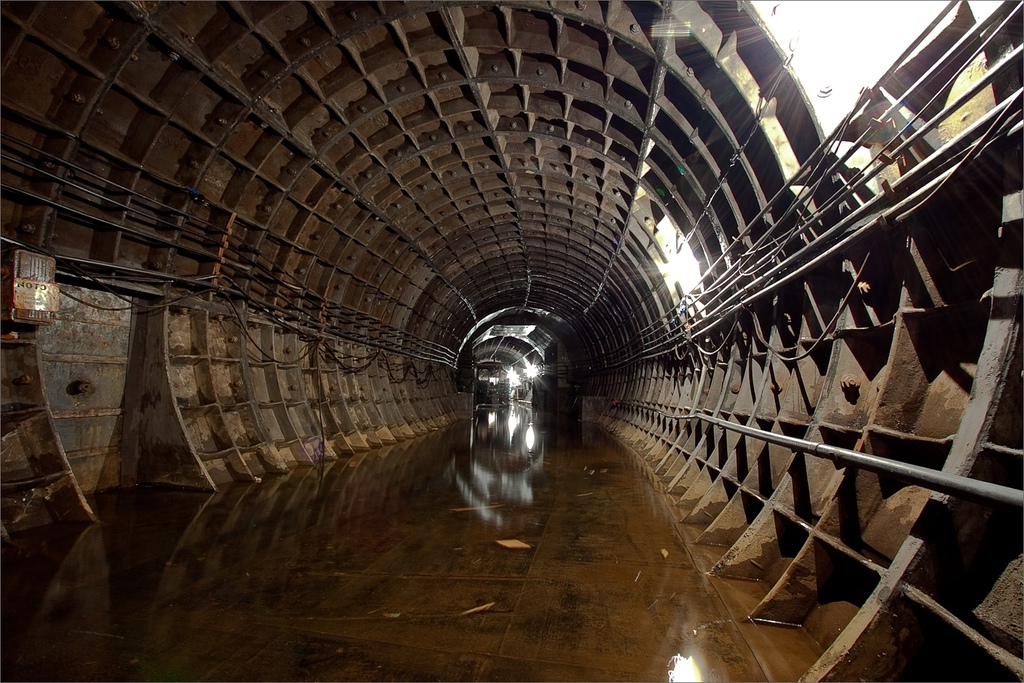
[2,406,822,681]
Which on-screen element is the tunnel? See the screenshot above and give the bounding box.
[1,1,1022,680]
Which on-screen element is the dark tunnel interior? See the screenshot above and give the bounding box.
[1,1,1022,680]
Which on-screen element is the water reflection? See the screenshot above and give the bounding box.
[450,405,547,525]
[3,417,791,682]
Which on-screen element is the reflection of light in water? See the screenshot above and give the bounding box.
[450,409,545,523]
[487,411,496,426]
[667,654,701,682]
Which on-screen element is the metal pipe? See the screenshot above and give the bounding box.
[0,471,68,495]
[618,403,1024,510]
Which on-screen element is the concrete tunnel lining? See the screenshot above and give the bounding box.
[1,1,1022,681]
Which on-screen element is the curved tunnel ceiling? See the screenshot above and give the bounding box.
[0,0,820,374]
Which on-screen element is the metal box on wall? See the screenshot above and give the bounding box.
[1,249,59,324]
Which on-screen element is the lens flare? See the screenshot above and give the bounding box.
[667,654,701,683]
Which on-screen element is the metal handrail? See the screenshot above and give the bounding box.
[615,402,1024,510]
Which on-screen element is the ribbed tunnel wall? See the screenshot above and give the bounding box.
[1,1,1022,680]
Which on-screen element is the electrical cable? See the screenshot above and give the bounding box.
[690,86,1022,339]
[747,242,877,362]
[691,315,740,358]
[618,1,1021,356]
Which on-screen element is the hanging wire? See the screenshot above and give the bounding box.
[747,241,877,362]
[594,1,1022,372]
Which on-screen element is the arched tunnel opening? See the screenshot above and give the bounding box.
[1,1,1022,680]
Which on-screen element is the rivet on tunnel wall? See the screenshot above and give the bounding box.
[16,223,36,234]
[102,36,120,49]
[730,385,741,394]
[68,379,93,396]
[840,374,861,404]
[12,375,33,386]
[66,93,86,105]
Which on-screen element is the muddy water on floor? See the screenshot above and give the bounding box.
[2,406,820,681]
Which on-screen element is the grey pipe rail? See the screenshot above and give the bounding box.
[617,402,1024,510]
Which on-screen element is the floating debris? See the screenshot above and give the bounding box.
[450,504,503,512]
[460,601,496,616]
[661,548,669,559]
[496,539,531,549]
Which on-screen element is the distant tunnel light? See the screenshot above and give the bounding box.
[507,368,520,386]
[523,362,538,378]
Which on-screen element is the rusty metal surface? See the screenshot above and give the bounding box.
[0,1,1021,680]
[0,0,815,369]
